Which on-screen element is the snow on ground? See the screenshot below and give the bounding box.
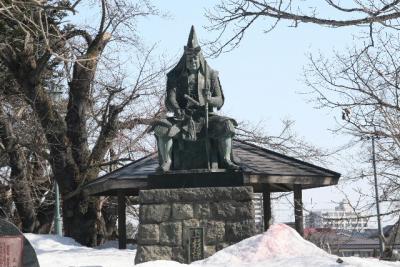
[25,224,400,267]
[25,233,136,267]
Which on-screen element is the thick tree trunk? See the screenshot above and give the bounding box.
[60,33,114,247]
[11,180,38,232]
[0,108,38,232]
[62,194,100,246]
[0,184,14,219]
[35,204,54,234]
[3,27,114,245]
[103,201,118,240]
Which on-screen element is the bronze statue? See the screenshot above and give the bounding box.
[153,26,239,172]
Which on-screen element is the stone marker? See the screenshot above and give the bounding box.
[0,219,40,267]
[188,227,204,263]
[0,235,23,267]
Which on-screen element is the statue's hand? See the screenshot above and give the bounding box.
[204,89,211,103]
[175,109,184,119]
[206,94,212,103]
[207,96,217,107]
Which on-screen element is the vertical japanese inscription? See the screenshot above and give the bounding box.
[0,236,23,267]
[188,227,204,263]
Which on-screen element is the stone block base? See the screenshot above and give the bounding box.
[134,186,256,264]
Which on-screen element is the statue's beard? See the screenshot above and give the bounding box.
[187,63,198,72]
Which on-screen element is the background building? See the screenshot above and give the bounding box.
[253,193,264,232]
[305,200,369,232]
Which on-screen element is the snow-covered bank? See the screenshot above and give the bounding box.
[25,233,136,267]
[25,224,400,267]
[193,224,400,267]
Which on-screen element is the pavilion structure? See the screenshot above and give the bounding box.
[81,139,340,249]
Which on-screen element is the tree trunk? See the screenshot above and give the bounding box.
[0,108,38,232]
[61,32,114,246]
[2,25,114,245]
[103,200,118,240]
[63,194,99,246]
[0,184,14,219]
[35,204,54,234]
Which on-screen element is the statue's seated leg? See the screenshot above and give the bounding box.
[154,125,173,172]
[209,118,240,170]
[218,136,240,170]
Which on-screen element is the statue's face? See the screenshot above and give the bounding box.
[186,53,200,71]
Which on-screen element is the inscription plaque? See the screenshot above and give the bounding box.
[0,235,23,267]
[187,227,204,263]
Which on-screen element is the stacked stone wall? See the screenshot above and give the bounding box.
[134,186,256,264]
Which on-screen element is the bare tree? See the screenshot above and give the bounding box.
[206,0,400,173]
[206,0,400,55]
[305,34,400,207]
[0,0,165,246]
[236,119,335,164]
[0,64,55,233]
[206,0,400,234]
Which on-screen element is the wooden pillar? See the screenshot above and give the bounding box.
[293,184,304,237]
[118,192,127,249]
[262,184,272,231]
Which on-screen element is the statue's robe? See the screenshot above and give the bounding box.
[153,56,237,141]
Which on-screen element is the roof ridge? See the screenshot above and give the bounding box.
[85,152,157,185]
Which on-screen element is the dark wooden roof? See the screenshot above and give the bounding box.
[82,140,340,196]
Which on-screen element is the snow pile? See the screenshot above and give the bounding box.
[195,223,332,266]
[25,233,136,267]
[25,224,400,267]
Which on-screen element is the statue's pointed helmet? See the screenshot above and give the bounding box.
[184,25,201,54]
[167,25,206,79]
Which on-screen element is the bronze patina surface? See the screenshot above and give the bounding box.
[152,26,239,172]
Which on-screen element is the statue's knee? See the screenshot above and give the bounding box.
[154,125,169,137]
[220,120,235,137]
[209,120,235,138]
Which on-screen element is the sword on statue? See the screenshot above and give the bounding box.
[203,63,211,170]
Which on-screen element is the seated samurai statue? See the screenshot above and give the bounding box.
[152,26,239,172]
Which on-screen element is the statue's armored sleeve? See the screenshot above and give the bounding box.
[166,75,180,112]
[208,70,224,109]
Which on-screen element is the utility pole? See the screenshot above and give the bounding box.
[372,136,384,256]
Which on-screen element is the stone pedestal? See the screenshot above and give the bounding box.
[134,186,256,264]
